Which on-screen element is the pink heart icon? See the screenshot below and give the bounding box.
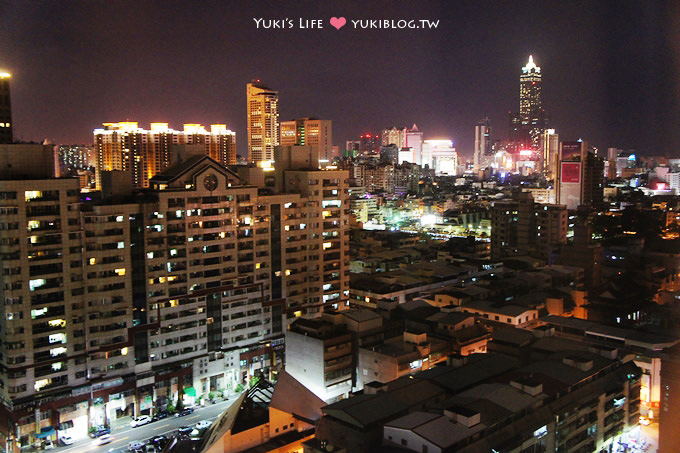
[330,17,346,30]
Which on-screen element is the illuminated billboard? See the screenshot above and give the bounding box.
[561,162,581,184]
[561,142,583,161]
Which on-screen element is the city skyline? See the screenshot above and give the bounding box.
[0,1,678,157]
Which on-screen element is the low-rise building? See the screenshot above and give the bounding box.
[285,318,354,403]
[197,371,323,453]
[356,331,448,389]
[316,342,641,453]
[460,300,539,327]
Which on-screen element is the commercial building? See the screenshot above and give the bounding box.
[557,141,604,210]
[93,122,236,190]
[511,55,549,149]
[381,127,408,149]
[280,118,333,162]
[246,81,279,164]
[421,140,458,176]
[404,125,423,164]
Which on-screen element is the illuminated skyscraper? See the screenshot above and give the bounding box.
[247,81,279,163]
[509,56,549,150]
[473,117,491,172]
[519,55,548,148]
[0,71,12,144]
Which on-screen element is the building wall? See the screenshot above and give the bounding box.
[284,331,328,401]
[0,144,55,179]
[356,349,398,390]
[383,426,440,453]
[460,306,538,327]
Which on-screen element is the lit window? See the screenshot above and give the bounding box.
[35,379,50,391]
[48,319,66,328]
[25,191,42,202]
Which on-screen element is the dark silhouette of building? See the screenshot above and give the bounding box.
[0,72,12,144]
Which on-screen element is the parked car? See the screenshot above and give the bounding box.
[42,440,54,450]
[130,415,152,428]
[195,420,212,430]
[94,435,113,446]
[58,435,74,446]
[177,426,193,436]
[147,435,168,449]
[151,411,170,422]
[128,441,145,452]
[90,427,111,438]
[174,407,195,417]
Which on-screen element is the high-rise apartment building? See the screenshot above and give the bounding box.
[0,71,12,144]
[491,191,567,260]
[56,145,96,176]
[247,81,279,164]
[93,122,236,190]
[0,151,349,448]
[280,118,333,161]
[473,118,491,173]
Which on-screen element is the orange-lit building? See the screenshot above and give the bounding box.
[93,122,236,190]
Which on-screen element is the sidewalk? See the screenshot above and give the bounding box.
[110,415,133,432]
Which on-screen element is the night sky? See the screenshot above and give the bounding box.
[1,0,678,159]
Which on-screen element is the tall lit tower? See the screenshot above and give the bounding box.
[0,71,12,144]
[519,55,548,148]
[247,81,279,164]
[473,117,491,173]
